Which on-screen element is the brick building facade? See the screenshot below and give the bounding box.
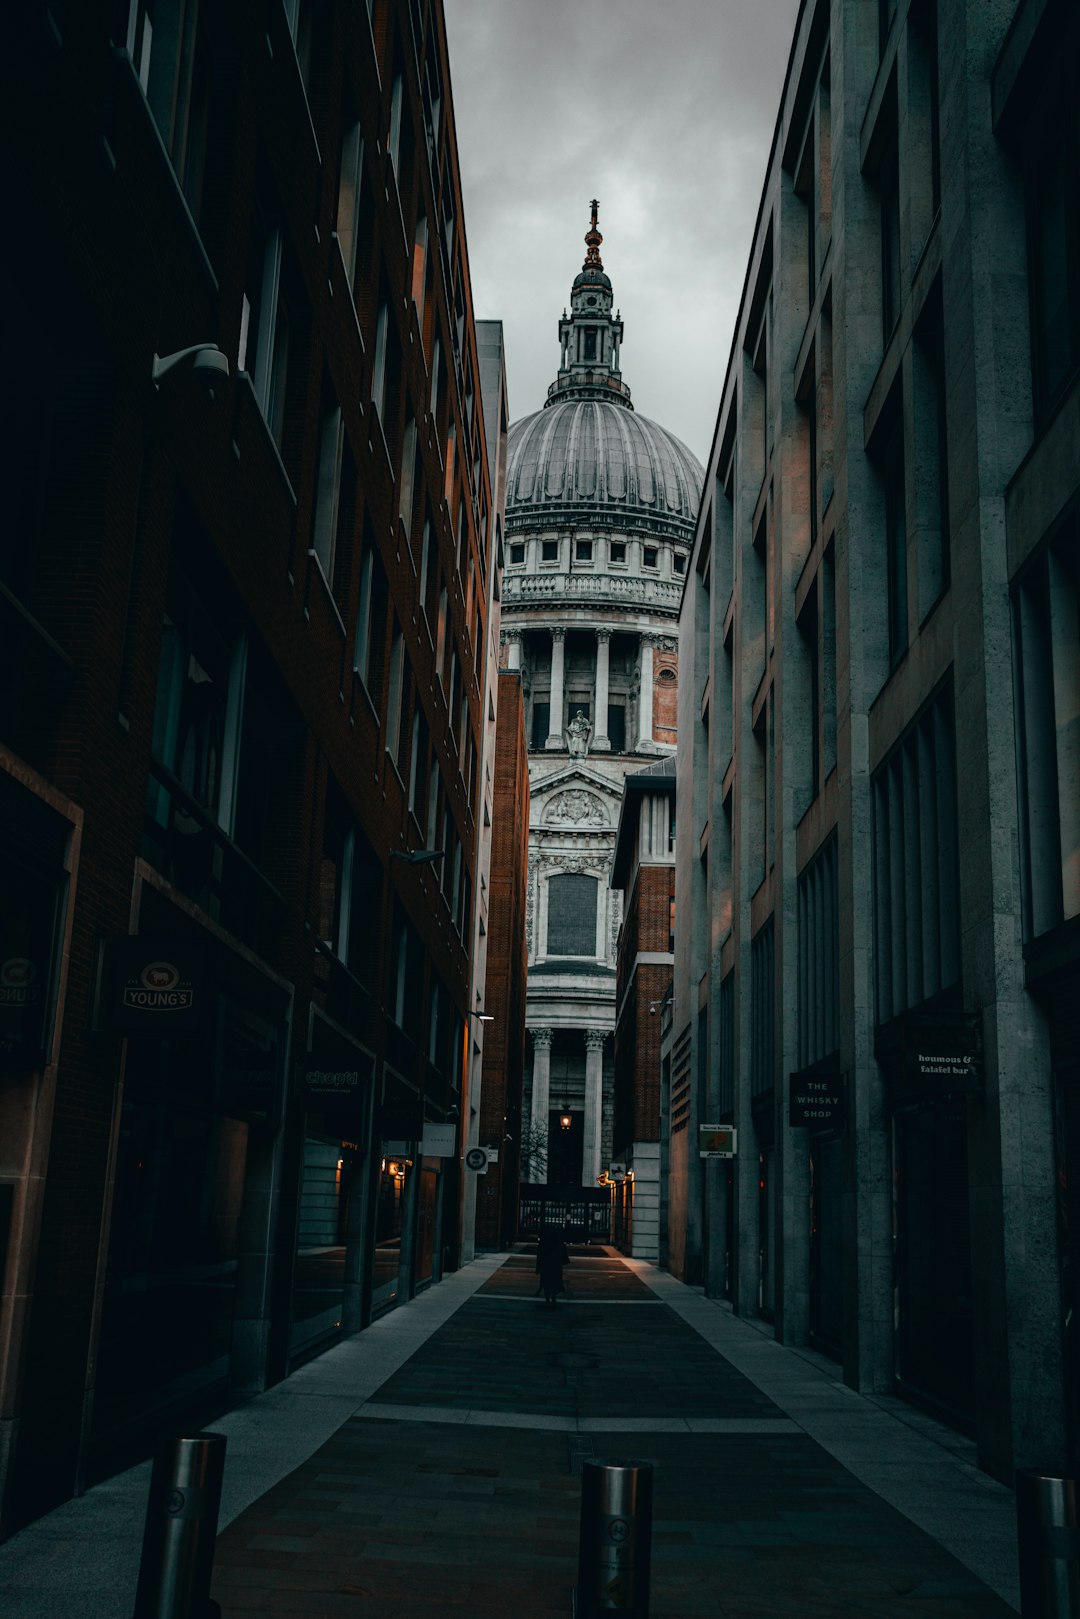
[610,757,676,1257]
[0,0,501,1532]
[474,670,530,1250]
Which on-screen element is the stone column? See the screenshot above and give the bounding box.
[637,634,655,750]
[546,628,566,748]
[529,1028,553,1169]
[504,628,522,671]
[593,628,611,750]
[582,1029,606,1187]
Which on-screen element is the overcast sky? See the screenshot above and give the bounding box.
[443,0,803,468]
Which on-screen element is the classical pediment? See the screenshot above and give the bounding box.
[528,762,623,802]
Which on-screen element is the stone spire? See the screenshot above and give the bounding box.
[546,199,632,410]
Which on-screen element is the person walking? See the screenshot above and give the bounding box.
[536,1223,570,1306]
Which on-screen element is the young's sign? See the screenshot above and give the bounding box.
[99,937,207,1034]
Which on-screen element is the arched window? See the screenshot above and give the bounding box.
[547,873,598,956]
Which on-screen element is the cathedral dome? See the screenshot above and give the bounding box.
[505,200,703,541]
[505,400,703,538]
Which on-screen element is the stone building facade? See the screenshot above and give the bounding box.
[500,205,701,1204]
[671,0,1080,1484]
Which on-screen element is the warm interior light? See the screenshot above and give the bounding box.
[559,1112,572,1131]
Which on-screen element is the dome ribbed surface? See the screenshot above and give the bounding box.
[506,399,703,535]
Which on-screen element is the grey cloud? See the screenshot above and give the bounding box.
[445,0,801,464]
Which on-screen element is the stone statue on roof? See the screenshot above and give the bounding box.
[564,708,593,758]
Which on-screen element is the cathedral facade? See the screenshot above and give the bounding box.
[501,204,702,1207]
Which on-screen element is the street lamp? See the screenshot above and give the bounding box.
[466,1010,495,1023]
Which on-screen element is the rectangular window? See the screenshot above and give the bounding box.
[750,919,775,1099]
[336,115,363,285]
[510,542,525,565]
[547,872,598,956]
[913,288,950,619]
[606,703,626,753]
[575,539,593,562]
[354,535,388,708]
[531,700,550,751]
[126,0,208,216]
[880,148,901,345]
[1027,85,1080,419]
[873,398,908,670]
[610,541,626,564]
[673,554,685,574]
[1012,524,1080,941]
[871,684,960,1024]
[371,300,389,421]
[412,211,428,313]
[241,210,291,456]
[541,540,558,563]
[643,546,658,569]
[398,411,417,543]
[388,71,403,174]
[385,620,405,766]
[718,972,735,1116]
[583,329,597,361]
[311,376,342,584]
[797,835,840,1069]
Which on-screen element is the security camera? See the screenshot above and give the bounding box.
[152,344,230,400]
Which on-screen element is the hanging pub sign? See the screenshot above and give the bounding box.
[98,936,207,1035]
[303,1063,366,1103]
[0,858,61,1070]
[789,1066,845,1129]
[420,1122,457,1158]
[699,1124,737,1159]
[892,1011,983,1105]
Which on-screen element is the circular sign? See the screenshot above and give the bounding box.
[608,1517,631,1544]
[464,1147,488,1172]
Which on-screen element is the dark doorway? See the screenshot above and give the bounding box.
[809,1134,843,1356]
[547,1109,584,1186]
[893,1099,975,1427]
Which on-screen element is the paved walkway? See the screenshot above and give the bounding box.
[0,1248,1020,1617]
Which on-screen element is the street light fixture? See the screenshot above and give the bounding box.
[390,848,445,865]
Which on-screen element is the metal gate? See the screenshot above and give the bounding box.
[518,1186,610,1241]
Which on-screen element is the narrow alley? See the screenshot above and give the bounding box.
[0,1248,1019,1617]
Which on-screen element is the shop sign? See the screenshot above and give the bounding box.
[906,1014,982,1089]
[99,937,206,1034]
[699,1125,737,1159]
[0,955,46,1064]
[464,1146,488,1172]
[304,1065,364,1102]
[789,1070,845,1129]
[420,1122,456,1157]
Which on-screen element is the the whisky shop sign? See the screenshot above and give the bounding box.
[99,937,207,1034]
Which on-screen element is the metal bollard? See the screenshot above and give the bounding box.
[1016,1471,1079,1618]
[133,1432,227,1619]
[575,1459,653,1616]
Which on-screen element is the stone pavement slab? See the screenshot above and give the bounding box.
[209,1248,1018,1617]
[0,1247,1022,1617]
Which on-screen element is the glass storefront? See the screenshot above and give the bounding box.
[372,1147,411,1314]
[93,1028,273,1468]
[92,907,284,1477]
[289,1133,360,1359]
